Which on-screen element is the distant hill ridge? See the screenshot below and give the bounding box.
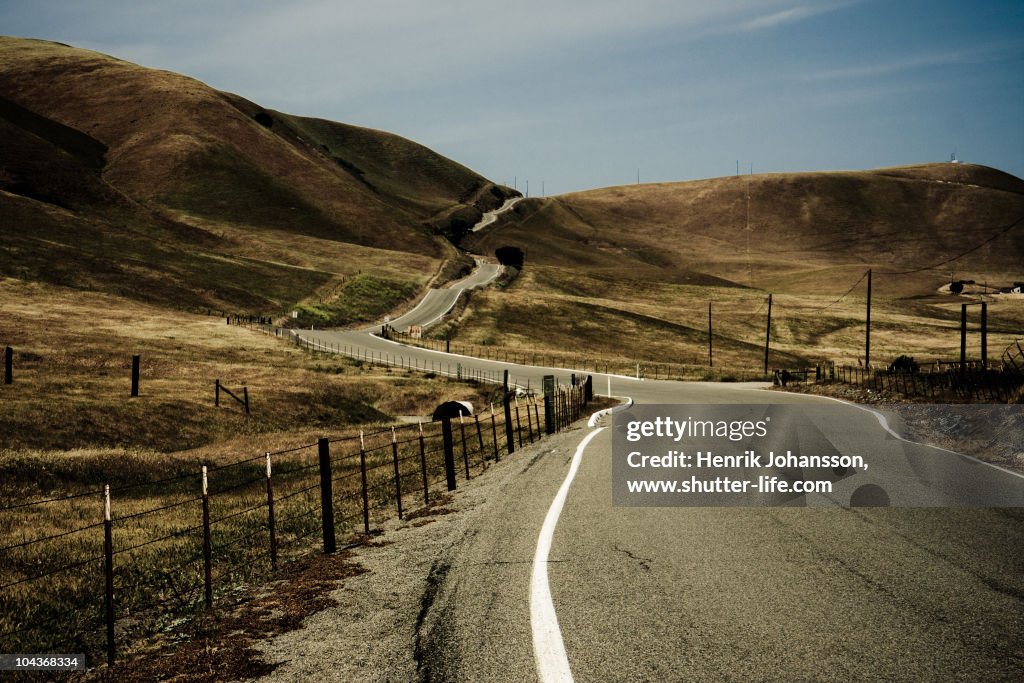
[466,162,1024,292]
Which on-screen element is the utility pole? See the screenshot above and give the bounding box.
[960,303,967,367]
[764,294,772,374]
[637,168,640,185]
[708,302,713,368]
[981,302,988,368]
[526,179,529,197]
[865,269,872,369]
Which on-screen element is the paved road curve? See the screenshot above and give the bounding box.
[386,258,501,332]
[472,197,523,233]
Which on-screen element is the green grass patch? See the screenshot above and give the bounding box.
[293,275,418,328]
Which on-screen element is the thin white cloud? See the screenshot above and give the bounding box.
[798,41,1021,82]
[740,4,831,31]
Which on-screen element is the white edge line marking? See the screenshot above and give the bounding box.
[812,394,1024,481]
[531,426,605,683]
[587,397,634,427]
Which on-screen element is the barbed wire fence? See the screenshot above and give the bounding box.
[0,380,591,669]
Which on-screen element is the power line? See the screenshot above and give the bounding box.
[805,269,871,312]
[877,213,1024,275]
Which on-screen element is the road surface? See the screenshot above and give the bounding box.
[282,255,1024,681]
[386,258,501,332]
[472,197,524,233]
[287,325,1024,681]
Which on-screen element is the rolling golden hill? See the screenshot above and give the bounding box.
[0,36,515,316]
[459,165,1024,373]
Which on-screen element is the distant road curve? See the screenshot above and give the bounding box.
[386,257,500,332]
[472,196,523,233]
[386,198,518,332]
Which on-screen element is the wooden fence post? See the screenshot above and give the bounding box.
[4,346,11,385]
[201,466,213,609]
[503,371,515,455]
[215,379,220,407]
[543,377,555,434]
[103,484,115,667]
[442,418,457,490]
[391,427,404,519]
[358,432,370,535]
[130,355,140,398]
[318,438,337,551]
[266,453,277,571]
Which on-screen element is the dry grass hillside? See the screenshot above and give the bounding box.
[460,164,1024,373]
[467,164,1024,293]
[0,36,514,317]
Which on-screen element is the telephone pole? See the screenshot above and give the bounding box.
[865,269,872,369]
[708,302,713,368]
[763,294,772,374]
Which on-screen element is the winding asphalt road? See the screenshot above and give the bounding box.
[472,197,524,233]
[292,261,1024,681]
[386,258,501,332]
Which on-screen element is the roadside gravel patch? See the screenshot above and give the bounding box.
[246,429,584,682]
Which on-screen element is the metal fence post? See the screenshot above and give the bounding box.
[474,414,486,466]
[489,403,500,462]
[533,396,541,439]
[514,396,524,448]
[459,415,470,479]
[319,438,337,551]
[418,422,430,504]
[503,371,515,455]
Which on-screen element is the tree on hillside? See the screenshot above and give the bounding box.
[495,245,525,269]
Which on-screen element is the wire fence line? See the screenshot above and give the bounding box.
[773,358,1023,403]
[0,378,594,670]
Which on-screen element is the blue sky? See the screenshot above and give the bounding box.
[2,0,1022,194]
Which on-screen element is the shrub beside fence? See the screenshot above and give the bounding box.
[0,383,592,670]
